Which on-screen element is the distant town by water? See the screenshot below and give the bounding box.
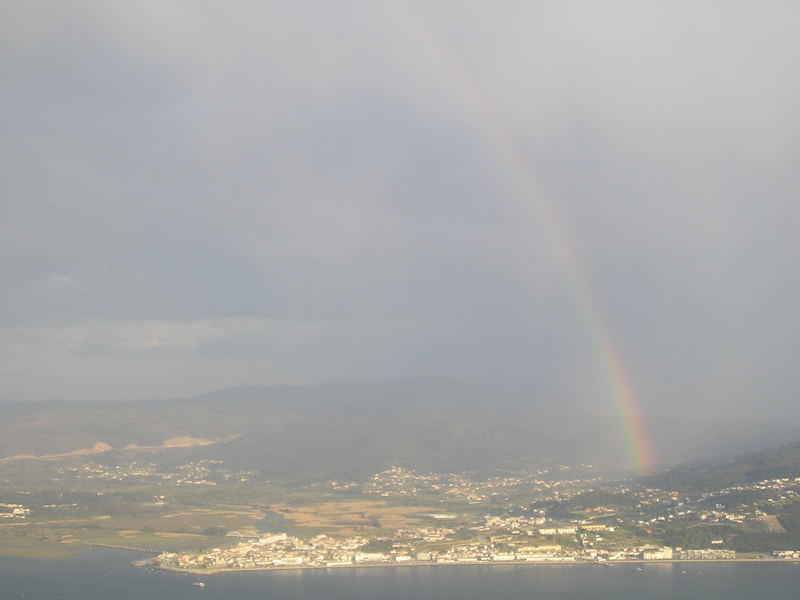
[5,549,800,600]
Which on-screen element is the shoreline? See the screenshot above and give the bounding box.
[142,557,800,576]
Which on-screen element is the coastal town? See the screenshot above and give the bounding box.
[5,458,800,571]
[154,529,743,574]
[150,466,800,574]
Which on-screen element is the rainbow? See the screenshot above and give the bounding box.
[393,6,655,473]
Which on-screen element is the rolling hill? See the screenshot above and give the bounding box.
[645,440,800,491]
[1,378,797,482]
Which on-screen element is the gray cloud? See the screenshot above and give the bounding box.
[2,1,798,420]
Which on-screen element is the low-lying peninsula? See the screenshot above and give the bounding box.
[145,531,797,576]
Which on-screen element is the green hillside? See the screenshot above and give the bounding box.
[645,441,800,491]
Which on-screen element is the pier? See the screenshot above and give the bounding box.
[88,543,162,554]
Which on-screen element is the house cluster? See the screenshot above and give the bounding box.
[158,533,377,570]
[52,459,255,486]
[482,514,546,533]
[675,548,736,560]
[155,532,581,571]
[359,466,488,502]
[608,478,800,539]
[395,527,455,542]
[157,528,746,572]
[412,543,570,563]
[574,546,735,561]
[702,478,800,502]
[343,466,604,505]
[480,514,612,538]
[0,503,30,518]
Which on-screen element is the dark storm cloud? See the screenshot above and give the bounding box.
[1,1,798,417]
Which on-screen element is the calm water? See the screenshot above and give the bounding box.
[3,549,800,600]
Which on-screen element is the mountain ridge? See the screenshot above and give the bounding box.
[2,378,798,482]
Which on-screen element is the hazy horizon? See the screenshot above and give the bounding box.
[3,2,799,425]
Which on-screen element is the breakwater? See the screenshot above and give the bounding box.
[88,543,162,553]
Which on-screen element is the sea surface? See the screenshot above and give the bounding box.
[2,549,800,600]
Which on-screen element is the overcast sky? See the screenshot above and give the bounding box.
[2,1,798,418]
